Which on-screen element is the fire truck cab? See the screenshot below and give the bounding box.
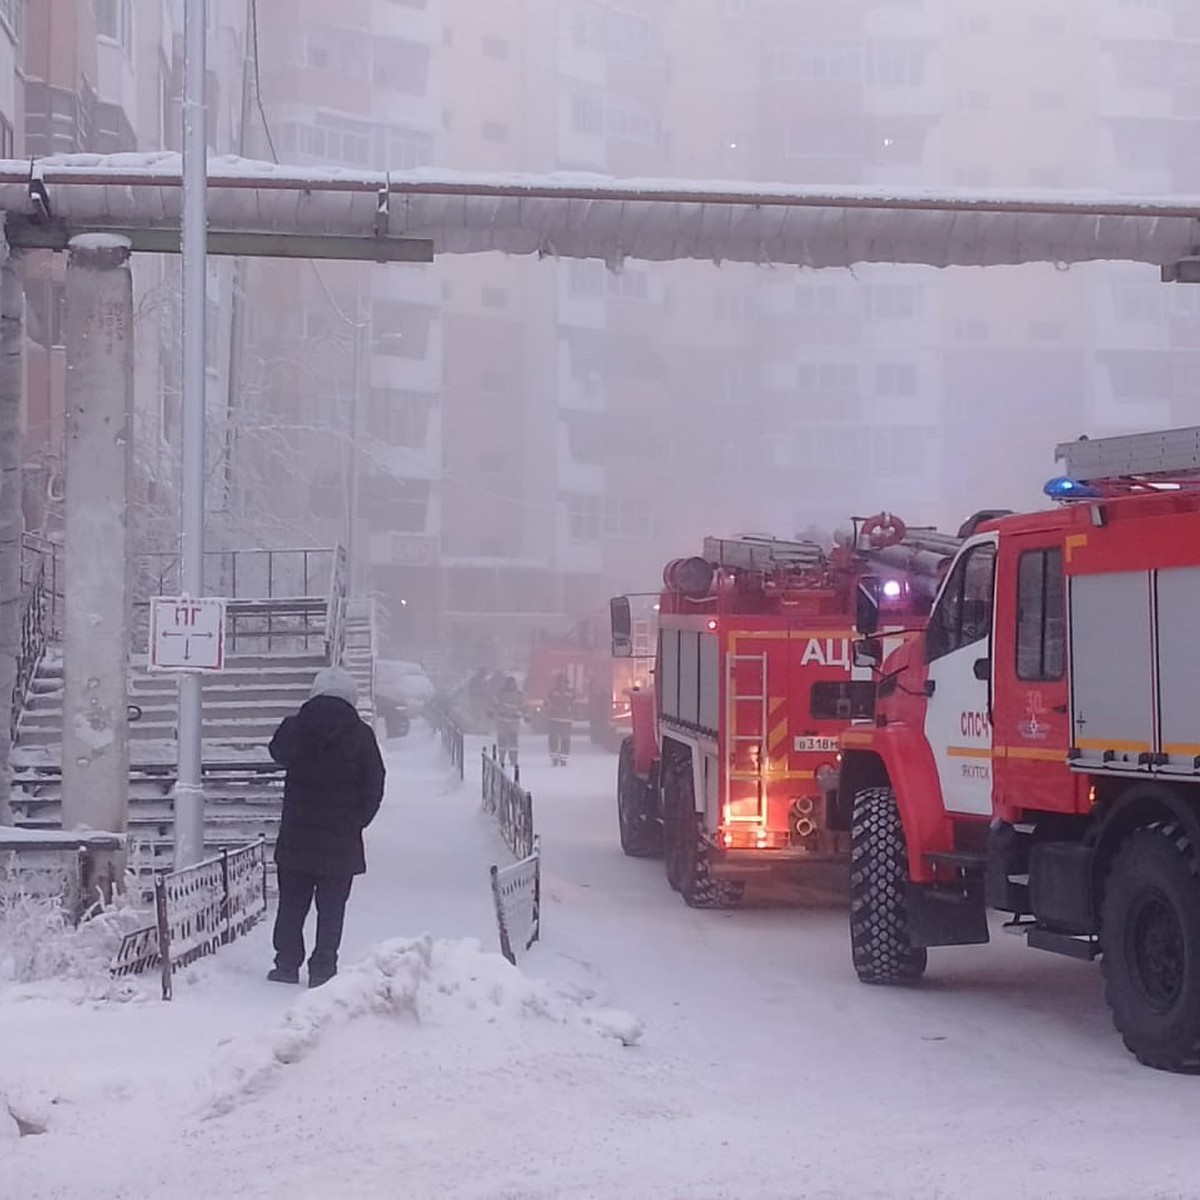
[841,425,1200,1071]
[613,517,957,909]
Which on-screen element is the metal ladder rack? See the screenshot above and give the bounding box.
[702,535,825,574]
[724,651,768,822]
[1057,425,1200,483]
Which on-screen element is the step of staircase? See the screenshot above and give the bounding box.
[11,595,380,873]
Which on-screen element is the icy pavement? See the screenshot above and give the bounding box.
[2,728,1199,1199]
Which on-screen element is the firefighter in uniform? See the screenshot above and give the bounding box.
[544,671,575,766]
[491,676,525,771]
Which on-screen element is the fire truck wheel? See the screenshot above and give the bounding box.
[849,786,927,985]
[618,738,663,859]
[1101,824,1200,1073]
[678,810,745,910]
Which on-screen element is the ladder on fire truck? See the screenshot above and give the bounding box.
[725,651,769,824]
[702,535,825,574]
[1056,425,1200,483]
[631,618,654,659]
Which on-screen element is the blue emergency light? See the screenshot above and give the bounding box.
[1043,476,1102,501]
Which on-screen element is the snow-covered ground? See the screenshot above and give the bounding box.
[2,728,1198,1199]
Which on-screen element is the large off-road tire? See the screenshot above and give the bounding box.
[849,786,927,984]
[617,737,663,859]
[677,810,745,910]
[661,748,743,909]
[1101,823,1200,1072]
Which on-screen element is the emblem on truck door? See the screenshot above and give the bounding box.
[1018,690,1048,741]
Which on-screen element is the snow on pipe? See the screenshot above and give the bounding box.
[2,155,1200,269]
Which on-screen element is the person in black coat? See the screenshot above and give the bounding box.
[266,665,386,988]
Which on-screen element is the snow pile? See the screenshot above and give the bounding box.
[0,883,147,986]
[203,934,642,1119]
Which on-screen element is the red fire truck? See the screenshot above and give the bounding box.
[524,624,594,732]
[840,425,1200,1071]
[588,603,656,752]
[611,515,964,908]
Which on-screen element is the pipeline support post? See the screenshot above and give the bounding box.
[62,234,134,891]
[175,0,209,868]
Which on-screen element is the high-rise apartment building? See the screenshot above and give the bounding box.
[20,0,249,556]
[234,0,1200,673]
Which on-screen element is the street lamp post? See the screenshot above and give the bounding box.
[175,0,209,868]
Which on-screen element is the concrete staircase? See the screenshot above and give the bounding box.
[10,599,379,876]
[16,649,325,758]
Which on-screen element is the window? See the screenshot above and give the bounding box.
[797,362,856,390]
[716,290,756,321]
[796,284,838,313]
[1031,90,1066,111]
[876,362,918,397]
[482,35,510,59]
[567,259,605,299]
[866,41,928,88]
[27,279,67,350]
[926,544,996,662]
[605,98,657,144]
[482,369,509,393]
[811,681,875,722]
[0,0,20,38]
[954,12,991,34]
[479,451,506,474]
[482,120,509,142]
[608,270,648,301]
[384,127,434,170]
[953,319,989,342]
[373,38,431,95]
[765,44,861,82]
[571,93,604,136]
[95,0,132,49]
[572,4,658,61]
[869,285,917,320]
[367,389,434,447]
[1029,319,1065,341]
[565,493,600,540]
[956,91,990,111]
[1016,548,1065,681]
[603,495,651,539]
[481,285,508,309]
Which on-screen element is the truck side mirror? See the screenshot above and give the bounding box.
[610,595,633,658]
[853,637,882,670]
[856,580,880,636]
[973,656,991,682]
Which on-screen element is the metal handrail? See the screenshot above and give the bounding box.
[12,557,47,744]
[324,544,348,665]
[133,546,336,603]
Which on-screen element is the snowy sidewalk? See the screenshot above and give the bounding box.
[3,728,1200,1200]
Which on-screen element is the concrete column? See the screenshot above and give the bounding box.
[0,246,23,826]
[61,235,133,883]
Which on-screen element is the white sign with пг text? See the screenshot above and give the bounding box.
[149,596,227,672]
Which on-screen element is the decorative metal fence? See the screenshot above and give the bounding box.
[110,838,268,1000]
[428,695,465,781]
[490,838,540,966]
[481,746,534,860]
